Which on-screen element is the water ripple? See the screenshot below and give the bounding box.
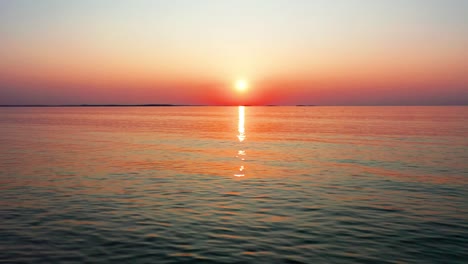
[1,107,467,263]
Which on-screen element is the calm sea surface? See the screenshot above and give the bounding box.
[0,106,467,263]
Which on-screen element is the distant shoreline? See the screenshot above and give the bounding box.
[0,104,465,107]
[0,104,202,107]
[0,104,289,107]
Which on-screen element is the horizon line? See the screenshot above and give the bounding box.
[0,104,466,107]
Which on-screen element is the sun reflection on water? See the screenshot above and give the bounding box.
[237,106,245,142]
[235,106,246,177]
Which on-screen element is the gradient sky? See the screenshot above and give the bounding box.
[0,0,467,105]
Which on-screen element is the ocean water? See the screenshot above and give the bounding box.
[0,106,467,263]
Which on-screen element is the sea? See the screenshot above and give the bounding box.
[0,106,467,263]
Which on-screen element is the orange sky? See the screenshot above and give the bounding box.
[0,0,467,105]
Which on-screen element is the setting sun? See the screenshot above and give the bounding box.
[235,79,248,92]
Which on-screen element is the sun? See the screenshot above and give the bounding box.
[235,79,248,92]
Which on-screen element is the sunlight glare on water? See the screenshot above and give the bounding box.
[235,106,246,177]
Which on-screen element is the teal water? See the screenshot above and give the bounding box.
[0,106,467,263]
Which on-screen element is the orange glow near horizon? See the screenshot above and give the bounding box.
[0,1,467,105]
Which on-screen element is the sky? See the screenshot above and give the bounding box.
[0,0,467,105]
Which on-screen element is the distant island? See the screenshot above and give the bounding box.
[0,104,319,107]
[0,104,202,107]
